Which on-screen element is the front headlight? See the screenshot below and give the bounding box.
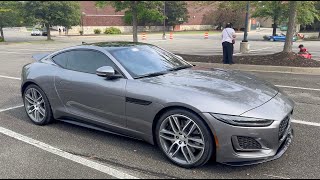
[210,113,274,127]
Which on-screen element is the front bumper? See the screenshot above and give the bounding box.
[223,129,293,166]
[202,112,294,166]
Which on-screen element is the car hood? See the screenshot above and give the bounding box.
[139,66,279,115]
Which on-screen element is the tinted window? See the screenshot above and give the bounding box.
[52,51,70,68]
[67,50,115,74]
[108,45,191,78]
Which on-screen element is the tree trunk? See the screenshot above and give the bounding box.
[0,27,4,41]
[132,1,138,42]
[283,1,297,53]
[46,24,51,40]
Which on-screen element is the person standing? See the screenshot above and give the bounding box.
[221,23,236,64]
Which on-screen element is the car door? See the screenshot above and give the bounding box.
[53,49,127,128]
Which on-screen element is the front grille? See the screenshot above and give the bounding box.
[237,136,262,150]
[279,116,290,139]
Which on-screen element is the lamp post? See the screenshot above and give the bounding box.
[81,12,86,35]
[240,1,250,53]
[242,1,250,42]
[162,1,166,40]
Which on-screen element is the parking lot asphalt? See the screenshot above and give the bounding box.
[2,29,320,60]
[1,34,320,179]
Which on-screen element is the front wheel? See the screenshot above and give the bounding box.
[23,84,53,125]
[155,109,214,168]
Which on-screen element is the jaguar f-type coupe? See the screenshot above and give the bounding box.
[21,42,294,168]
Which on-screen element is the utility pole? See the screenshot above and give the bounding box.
[162,1,166,40]
[81,12,86,35]
[243,1,250,42]
[240,1,250,53]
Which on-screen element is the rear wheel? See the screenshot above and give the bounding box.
[23,84,53,125]
[156,109,214,168]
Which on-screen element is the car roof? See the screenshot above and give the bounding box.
[81,41,154,51]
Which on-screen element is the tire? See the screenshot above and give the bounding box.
[155,109,214,168]
[269,38,275,42]
[23,84,53,125]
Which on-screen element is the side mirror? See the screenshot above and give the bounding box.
[96,66,122,79]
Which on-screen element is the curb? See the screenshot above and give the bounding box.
[190,62,320,75]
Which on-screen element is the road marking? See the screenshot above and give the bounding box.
[0,75,21,80]
[263,174,290,179]
[292,119,320,127]
[275,85,320,92]
[0,126,138,179]
[243,69,320,75]
[0,104,319,179]
[0,52,34,55]
[0,48,57,52]
[0,105,24,113]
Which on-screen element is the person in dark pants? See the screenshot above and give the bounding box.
[221,23,236,64]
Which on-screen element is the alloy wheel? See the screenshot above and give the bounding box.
[24,88,46,123]
[158,114,205,165]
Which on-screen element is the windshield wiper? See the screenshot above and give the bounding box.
[134,65,192,79]
[135,71,168,79]
[168,65,192,72]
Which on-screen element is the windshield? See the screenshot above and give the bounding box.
[108,45,192,78]
[109,45,192,78]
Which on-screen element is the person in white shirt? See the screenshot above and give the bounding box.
[221,23,236,64]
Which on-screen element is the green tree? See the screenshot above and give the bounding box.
[96,1,164,42]
[252,1,319,36]
[24,1,81,40]
[0,1,23,41]
[317,1,320,38]
[123,2,164,27]
[165,1,189,29]
[296,1,319,26]
[252,1,286,36]
[283,1,297,53]
[203,1,247,30]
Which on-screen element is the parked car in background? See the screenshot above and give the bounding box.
[31,29,41,36]
[266,33,298,42]
[42,29,48,36]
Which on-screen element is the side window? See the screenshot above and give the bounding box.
[52,52,71,68]
[67,50,117,74]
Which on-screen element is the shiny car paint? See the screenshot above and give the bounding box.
[21,42,294,166]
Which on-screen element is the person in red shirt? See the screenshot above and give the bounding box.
[298,44,312,59]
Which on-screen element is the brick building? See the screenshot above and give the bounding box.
[70,1,256,34]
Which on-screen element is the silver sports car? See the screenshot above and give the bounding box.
[21,42,294,168]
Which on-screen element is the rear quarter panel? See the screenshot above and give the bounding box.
[22,61,64,118]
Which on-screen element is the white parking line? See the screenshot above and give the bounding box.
[0,48,57,52]
[263,174,290,179]
[292,119,320,127]
[275,85,320,92]
[0,105,24,113]
[0,52,34,55]
[0,126,138,179]
[0,75,21,80]
[0,103,319,179]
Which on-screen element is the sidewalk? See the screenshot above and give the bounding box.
[191,62,320,75]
